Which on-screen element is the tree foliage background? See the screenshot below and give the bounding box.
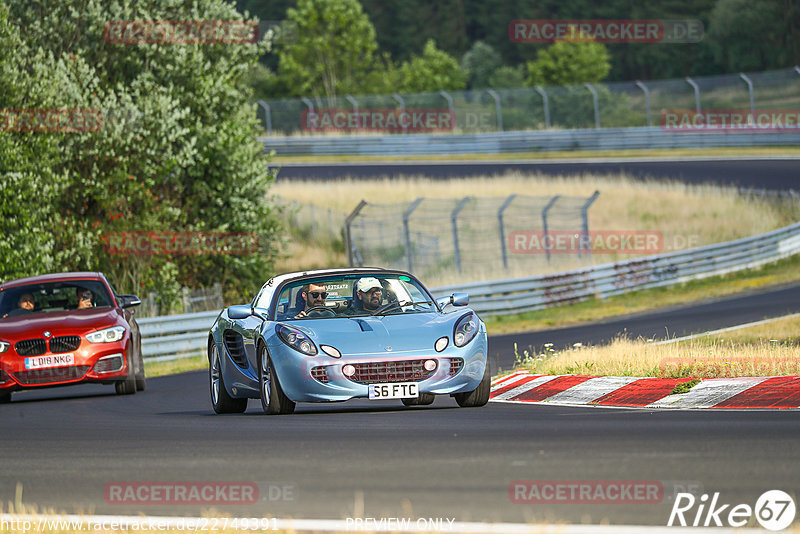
[0,0,280,309]
[239,0,800,96]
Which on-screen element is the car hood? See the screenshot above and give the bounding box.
[0,307,123,338]
[275,311,472,355]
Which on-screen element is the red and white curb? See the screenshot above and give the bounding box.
[490,372,800,409]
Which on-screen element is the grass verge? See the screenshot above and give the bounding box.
[514,314,800,378]
[144,354,206,378]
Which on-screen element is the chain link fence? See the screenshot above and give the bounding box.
[344,193,602,282]
[257,67,800,135]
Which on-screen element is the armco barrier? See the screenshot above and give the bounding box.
[139,222,800,360]
[261,127,800,156]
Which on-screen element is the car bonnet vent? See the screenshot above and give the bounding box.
[222,330,248,368]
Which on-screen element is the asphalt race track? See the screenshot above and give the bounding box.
[3,289,800,528]
[4,158,800,528]
[274,157,800,191]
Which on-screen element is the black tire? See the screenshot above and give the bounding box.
[454,360,491,408]
[209,342,247,414]
[0,391,11,403]
[402,393,435,406]
[115,352,137,395]
[259,345,295,415]
[135,349,146,391]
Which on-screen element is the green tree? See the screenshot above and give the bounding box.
[527,36,611,86]
[396,39,466,93]
[3,0,280,306]
[488,65,526,89]
[707,0,800,72]
[278,0,380,99]
[461,41,502,89]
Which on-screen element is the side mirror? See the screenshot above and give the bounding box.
[118,295,141,308]
[451,292,469,306]
[436,292,469,309]
[227,305,252,320]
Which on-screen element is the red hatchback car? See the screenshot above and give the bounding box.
[0,272,145,402]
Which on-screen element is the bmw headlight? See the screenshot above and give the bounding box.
[277,324,317,356]
[453,313,479,348]
[0,340,9,353]
[87,326,126,343]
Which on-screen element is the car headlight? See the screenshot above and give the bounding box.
[87,326,126,344]
[277,324,317,356]
[434,336,449,352]
[0,341,9,353]
[453,313,479,347]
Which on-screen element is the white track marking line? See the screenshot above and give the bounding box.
[543,376,641,405]
[0,513,765,533]
[492,375,561,401]
[652,313,800,345]
[647,377,769,408]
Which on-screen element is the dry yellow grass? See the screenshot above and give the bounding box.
[517,314,800,378]
[272,172,797,286]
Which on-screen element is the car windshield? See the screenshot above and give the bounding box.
[274,273,435,321]
[0,280,114,320]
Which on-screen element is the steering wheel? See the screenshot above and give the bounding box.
[304,306,336,318]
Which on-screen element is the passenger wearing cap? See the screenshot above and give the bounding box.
[353,277,383,312]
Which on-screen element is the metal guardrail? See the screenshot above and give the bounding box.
[261,127,800,156]
[139,222,800,360]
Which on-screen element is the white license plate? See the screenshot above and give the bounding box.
[24,354,75,370]
[369,382,419,400]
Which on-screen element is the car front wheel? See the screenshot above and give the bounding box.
[402,393,435,406]
[209,342,247,414]
[454,361,490,407]
[259,345,295,415]
[115,352,137,395]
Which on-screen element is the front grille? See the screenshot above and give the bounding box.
[223,330,248,367]
[49,336,81,353]
[448,358,464,376]
[12,365,90,385]
[311,366,329,383]
[348,360,435,384]
[15,339,46,357]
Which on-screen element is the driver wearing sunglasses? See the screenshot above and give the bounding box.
[295,282,328,318]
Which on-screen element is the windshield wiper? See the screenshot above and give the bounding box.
[370,300,432,316]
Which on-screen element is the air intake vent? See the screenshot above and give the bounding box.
[15,339,46,357]
[50,336,81,353]
[223,330,249,368]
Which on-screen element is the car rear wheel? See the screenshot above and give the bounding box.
[259,345,295,415]
[454,361,490,408]
[135,349,146,391]
[402,393,435,406]
[115,352,137,395]
[209,342,247,414]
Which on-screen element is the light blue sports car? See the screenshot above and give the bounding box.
[208,268,489,415]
